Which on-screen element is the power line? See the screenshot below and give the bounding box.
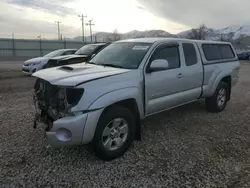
[55,21,62,40]
[78,14,87,42]
[86,19,95,42]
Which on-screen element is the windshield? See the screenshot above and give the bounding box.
[44,50,65,58]
[75,44,100,55]
[89,42,152,69]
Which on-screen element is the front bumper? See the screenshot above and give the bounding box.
[46,108,103,148]
[22,65,36,75]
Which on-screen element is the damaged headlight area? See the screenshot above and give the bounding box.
[33,78,84,130]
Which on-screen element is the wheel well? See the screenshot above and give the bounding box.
[103,99,141,141]
[221,76,231,101]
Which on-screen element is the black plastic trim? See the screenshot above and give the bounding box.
[79,108,102,114]
[195,43,205,99]
[203,59,237,65]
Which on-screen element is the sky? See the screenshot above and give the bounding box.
[0,0,250,39]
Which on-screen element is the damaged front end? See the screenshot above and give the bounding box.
[33,78,84,131]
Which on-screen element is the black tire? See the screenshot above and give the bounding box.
[93,106,136,161]
[205,81,229,113]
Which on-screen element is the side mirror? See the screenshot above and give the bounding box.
[148,59,169,73]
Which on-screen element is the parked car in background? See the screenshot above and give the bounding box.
[22,49,77,74]
[237,52,250,60]
[32,38,239,161]
[44,43,110,69]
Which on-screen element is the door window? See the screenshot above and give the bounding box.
[150,46,180,69]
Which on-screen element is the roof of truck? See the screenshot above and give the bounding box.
[116,38,231,45]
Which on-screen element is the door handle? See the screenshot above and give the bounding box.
[177,73,184,78]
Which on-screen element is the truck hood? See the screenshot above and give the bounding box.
[32,63,130,86]
[50,54,88,61]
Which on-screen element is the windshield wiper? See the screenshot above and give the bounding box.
[87,61,97,65]
[86,62,125,69]
[101,64,125,69]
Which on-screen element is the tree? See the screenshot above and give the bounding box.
[234,35,245,52]
[219,34,234,43]
[219,34,227,42]
[235,34,244,45]
[188,24,208,40]
[105,37,113,42]
[111,29,121,41]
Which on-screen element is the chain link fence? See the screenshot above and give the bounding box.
[0,33,102,58]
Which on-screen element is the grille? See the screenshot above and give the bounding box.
[34,79,67,120]
[34,79,84,121]
[22,67,29,72]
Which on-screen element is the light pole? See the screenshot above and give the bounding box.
[55,21,61,40]
[86,19,95,42]
[78,14,87,42]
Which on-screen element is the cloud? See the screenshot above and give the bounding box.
[136,5,146,11]
[8,0,77,16]
[136,0,250,28]
[0,1,79,38]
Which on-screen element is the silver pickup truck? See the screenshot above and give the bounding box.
[32,38,240,161]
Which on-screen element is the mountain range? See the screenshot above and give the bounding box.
[73,30,175,42]
[177,26,250,41]
[73,25,250,44]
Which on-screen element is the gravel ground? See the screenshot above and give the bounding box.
[0,61,250,188]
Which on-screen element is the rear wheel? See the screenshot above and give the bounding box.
[93,106,136,161]
[205,82,229,112]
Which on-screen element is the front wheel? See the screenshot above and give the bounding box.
[93,106,136,161]
[205,82,229,113]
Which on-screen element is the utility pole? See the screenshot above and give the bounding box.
[37,35,42,56]
[55,21,61,40]
[78,14,87,42]
[12,33,15,57]
[86,19,95,42]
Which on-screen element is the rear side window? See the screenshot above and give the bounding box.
[202,45,221,60]
[202,44,235,61]
[220,45,235,59]
[183,43,197,66]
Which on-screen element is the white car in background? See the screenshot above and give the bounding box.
[22,49,77,75]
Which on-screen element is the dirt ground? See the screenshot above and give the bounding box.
[0,60,250,188]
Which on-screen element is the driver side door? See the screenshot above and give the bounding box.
[145,43,186,115]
